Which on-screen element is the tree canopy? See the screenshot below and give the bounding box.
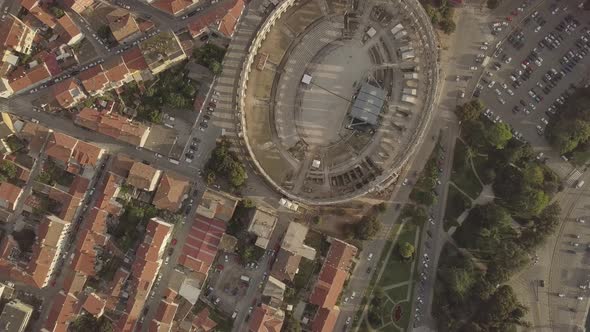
[485,122,512,149]
[70,314,113,332]
[353,216,382,240]
[193,44,226,75]
[206,139,247,188]
[545,87,590,154]
[398,242,415,259]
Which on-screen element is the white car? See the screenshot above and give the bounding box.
[541,118,549,125]
[367,253,374,261]
[534,26,542,33]
[506,89,514,96]
[470,66,478,71]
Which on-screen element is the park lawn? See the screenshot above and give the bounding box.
[450,139,483,199]
[572,150,590,167]
[378,224,418,287]
[386,285,409,303]
[444,185,472,223]
[392,300,412,332]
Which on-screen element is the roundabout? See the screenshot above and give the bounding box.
[238,0,439,204]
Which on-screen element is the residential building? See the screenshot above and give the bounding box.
[1,61,53,97]
[150,0,198,16]
[281,222,316,260]
[195,189,239,222]
[48,187,82,222]
[262,276,285,309]
[52,78,86,109]
[148,296,178,332]
[107,9,142,44]
[0,15,37,54]
[187,0,244,38]
[57,13,84,45]
[248,207,277,249]
[217,0,244,38]
[121,46,151,81]
[42,291,79,332]
[62,0,93,14]
[311,307,340,332]
[18,122,49,156]
[117,217,172,332]
[0,299,33,332]
[27,215,72,288]
[178,215,226,280]
[24,0,58,29]
[78,65,109,96]
[45,131,77,166]
[102,56,131,89]
[0,182,23,211]
[192,308,217,331]
[309,239,357,308]
[127,161,161,191]
[139,30,187,75]
[248,304,284,332]
[74,108,151,147]
[153,171,190,212]
[70,140,105,171]
[270,249,302,283]
[81,293,106,317]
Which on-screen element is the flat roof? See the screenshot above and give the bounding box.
[350,83,386,125]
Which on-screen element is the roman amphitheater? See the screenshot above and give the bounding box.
[238,0,439,204]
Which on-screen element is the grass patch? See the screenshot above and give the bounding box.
[450,139,483,199]
[572,150,590,167]
[393,300,412,331]
[378,224,417,287]
[444,185,472,222]
[385,285,409,303]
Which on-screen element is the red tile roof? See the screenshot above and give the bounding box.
[71,140,103,167]
[148,298,178,332]
[248,304,284,332]
[82,293,106,317]
[192,308,217,332]
[44,291,79,332]
[62,0,93,14]
[122,46,148,72]
[48,187,81,222]
[0,182,22,209]
[69,175,90,198]
[178,216,226,275]
[57,13,82,43]
[28,5,57,29]
[127,161,160,191]
[151,0,193,15]
[52,78,86,108]
[218,0,244,37]
[75,108,150,147]
[311,307,340,332]
[8,62,51,92]
[187,0,240,37]
[309,239,357,308]
[78,65,109,95]
[153,171,190,212]
[103,56,130,84]
[45,131,77,163]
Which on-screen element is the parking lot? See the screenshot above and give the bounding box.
[475,2,590,166]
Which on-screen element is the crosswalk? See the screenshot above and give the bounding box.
[566,168,583,186]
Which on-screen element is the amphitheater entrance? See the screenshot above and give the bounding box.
[297,41,373,147]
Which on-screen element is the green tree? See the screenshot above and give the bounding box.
[440,19,456,34]
[486,122,512,149]
[97,25,112,40]
[353,216,382,240]
[242,198,255,208]
[12,228,36,253]
[312,216,322,225]
[0,160,17,179]
[398,241,415,259]
[455,100,484,122]
[283,315,301,332]
[475,285,529,330]
[70,314,113,332]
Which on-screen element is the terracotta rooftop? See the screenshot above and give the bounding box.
[121,46,148,72]
[311,307,340,332]
[148,298,178,332]
[57,13,81,43]
[28,4,57,29]
[78,65,109,95]
[19,122,49,154]
[270,249,302,282]
[71,140,103,167]
[8,62,51,92]
[192,308,217,332]
[107,8,140,43]
[151,0,193,15]
[69,175,90,199]
[48,187,81,222]
[248,304,284,332]
[74,108,150,147]
[52,78,86,108]
[103,56,130,84]
[179,215,226,275]
[0,182,23,209]
[45,131,77,163]
[43,291,79,332]
[153,171,190,212]
[82,293,106,317]
[218,0,244,37]
[127,161,161,191]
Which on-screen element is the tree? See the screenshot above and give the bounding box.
[487,0,500,9]
[70,314,113,332]
[440,19,456,34]
[96,25,112,40]
[242,198,255,208]
[0,160,17,179]
[398,241,415,259]
[283,315,301,332]
[12,228,36,253]
[486,122,512,149]
[475,285,529,330]
[353,216,382,240]
[312,216,322,225]
[455,100,484,122]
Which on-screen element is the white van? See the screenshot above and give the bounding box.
[576,180,585,188]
